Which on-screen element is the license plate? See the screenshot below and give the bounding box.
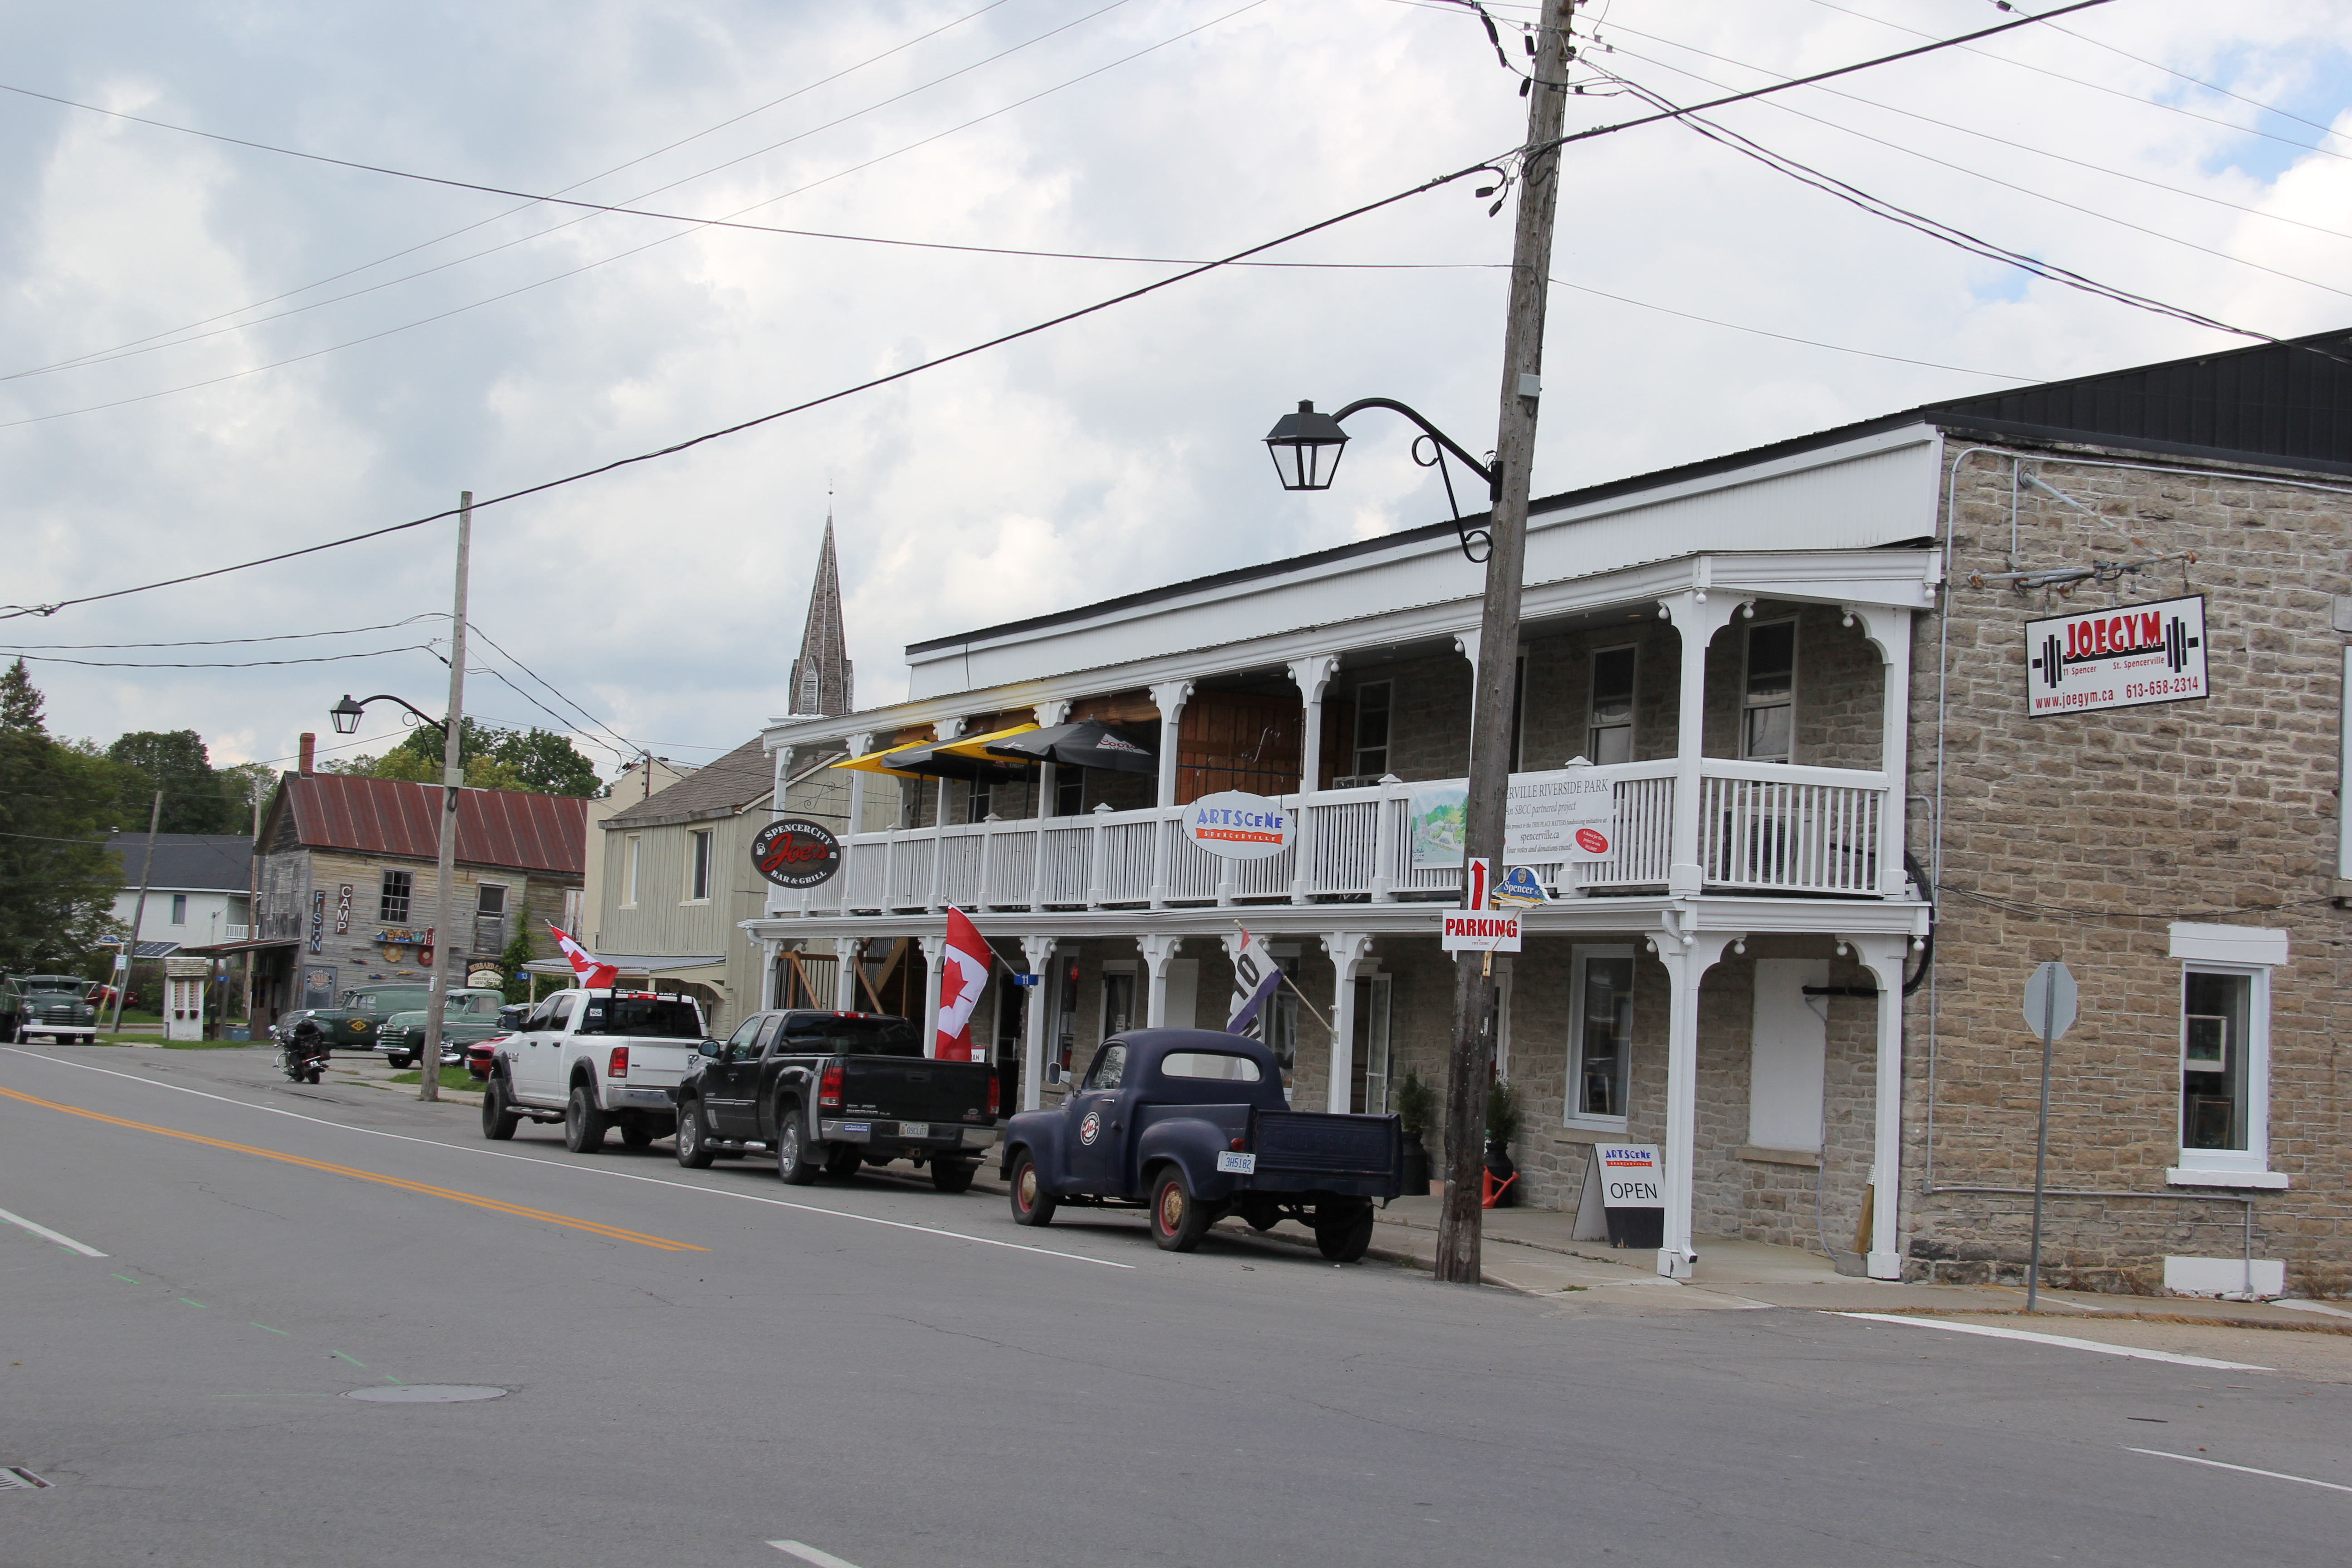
[897,1122,929,1139]
[1216,1152,1256,1174]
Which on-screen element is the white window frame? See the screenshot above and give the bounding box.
[169,893,188,926]
[1563,944,1636,1132]
[684,829,713,903]
[1740,617,1799,764]
[1352,681,1392,779]
[1099,960,1138,1043]
[2166,923,2288,1189]
[2339,647,2352,880]
[623,835,642,909]
[1587,643,1639,765]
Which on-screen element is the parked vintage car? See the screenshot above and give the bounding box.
[374,988,510,1068]
[465,1005,529,1079]
[276,984,432,1057]
[1000,1029,1404,1259]
[3,974,98,1044]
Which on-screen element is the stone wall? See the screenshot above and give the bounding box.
[1904,440,2352,1297]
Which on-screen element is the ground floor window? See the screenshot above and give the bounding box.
[1566,946,1635,1126]
[1101,965,1137,1040]
[2181,967,2254,1154]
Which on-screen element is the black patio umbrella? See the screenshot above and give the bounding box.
[981,719,1158,775]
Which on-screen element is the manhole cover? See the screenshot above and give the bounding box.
[0,1468,51,1490]
[342,1386,508,1404]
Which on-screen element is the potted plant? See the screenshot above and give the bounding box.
[1393,1068,1434,1196]
[1485,1078,1524,1208]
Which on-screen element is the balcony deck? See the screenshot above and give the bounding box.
[785,759,1895,916]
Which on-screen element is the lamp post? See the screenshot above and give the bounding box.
[1264,398,1498,562]
[328,489,473,1103]
[1263,0,1578,1285]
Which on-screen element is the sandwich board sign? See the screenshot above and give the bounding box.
[1571,1142,1665,1249]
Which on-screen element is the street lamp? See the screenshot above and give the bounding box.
[331,693,446,738]
[1264,397,1499,561]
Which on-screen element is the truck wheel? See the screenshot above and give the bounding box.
[674,1101,716,1168]
[386,1054,413,1070]
[931,1159,977,1195]
[775,1116,821,1186]
[1316,1202,1376,1263]
[481,1080,521,1141]
[1149,1166,1210,1253]
[619,1117,656,1150]
[1009,1152,1058,1227]
[563,1085,608,1154]
[824,1146,862,1181]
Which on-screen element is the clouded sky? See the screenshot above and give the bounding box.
[5,0,2348,779]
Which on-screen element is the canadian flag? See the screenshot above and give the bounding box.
[549,924,617,990]
[934,907,991,1062]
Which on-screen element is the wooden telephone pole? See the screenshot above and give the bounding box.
[416,491,473,1102]
[1435,0,1579,1285]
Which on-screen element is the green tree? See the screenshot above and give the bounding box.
[0,661,128,970]
[495,727,602,796]
[354,720,600,797]
[107,730,242,833]
[498,923,537,1004]
[215,761,276,836]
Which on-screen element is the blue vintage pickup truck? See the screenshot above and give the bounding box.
[999,1028,1404,1260]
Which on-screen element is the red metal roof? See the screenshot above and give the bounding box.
[286,775,586,876]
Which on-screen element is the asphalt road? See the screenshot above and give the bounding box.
[3,1042,2346,1568]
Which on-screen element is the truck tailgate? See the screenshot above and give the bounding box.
[838,1057,995,1126]
[617,1040,700,1089]
[1251,1110,1402,1181]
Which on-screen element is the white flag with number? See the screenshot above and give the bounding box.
[1226,927,1283,1039]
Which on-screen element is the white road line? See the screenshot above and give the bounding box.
[2273,1298,2352,1322]
[1,1048,1132,1271]
[1834,1312,2271,1371]
[2128,1448,2352,1495]
[769,1542,864,1568]
[0,1204,105,1257]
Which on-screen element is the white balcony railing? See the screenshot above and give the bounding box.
[223,923,251,942]
[808,758,1893,916]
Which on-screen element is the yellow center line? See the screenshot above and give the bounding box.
[0,1083,706,1252]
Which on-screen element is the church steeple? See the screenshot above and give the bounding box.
[789,510,853,717]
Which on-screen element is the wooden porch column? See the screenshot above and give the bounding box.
[833,936,862,1010]
[1647,923,1742,1279]
[1289,656,1338,906]
[1658,586,1747,897]
[1019,935,1056,1110]
[1033,700,1070,821]
[1842,932,1911,1280]
[1148,681,1194,909]
[837,732,871,910]
[1324,932,1373,1114]
[1842,604,1915,897]
[917,933,945,1058]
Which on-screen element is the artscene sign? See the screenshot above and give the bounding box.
[2025,593,2207,716]
[1182,791,1293,860]
[750,819,842,887]
[1441,910,1522,953]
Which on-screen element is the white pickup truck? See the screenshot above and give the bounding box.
[480,988,708,1153]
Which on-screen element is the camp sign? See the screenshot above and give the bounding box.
[2025,593,2206,717]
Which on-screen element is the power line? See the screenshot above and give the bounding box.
[1,0,1023,383]
[0,614,442,652]
[2,644,439,670]
[1547,275,2036,379]
[2039,16,2352,150]
[464,622,642,760]
[0,0,1269,427]
[0,5,2141,624]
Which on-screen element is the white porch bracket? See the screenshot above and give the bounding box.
[1658,588,1752,897]
[1841,931,1911,1281]
[1324,932,1373,1114]
[833,936,863,1011]
[1019,934,1056,1110]
[1646,919,1745,1279]
[1288,655,1338,906]
[1139,931,1181,1028]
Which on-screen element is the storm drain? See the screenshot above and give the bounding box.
[342,1386,508,1404]
[0,1468,52,1490]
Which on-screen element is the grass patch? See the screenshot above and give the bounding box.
[387,1064,481,1092]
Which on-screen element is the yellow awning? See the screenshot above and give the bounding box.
[935,721,1041,760]
[831,741,930,779]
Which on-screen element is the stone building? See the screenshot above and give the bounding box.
[237,752,586,1028]
[748,327,2352,1297]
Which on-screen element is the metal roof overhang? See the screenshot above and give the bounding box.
[522,955,725,976]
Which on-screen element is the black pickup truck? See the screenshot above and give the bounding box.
[999,1028,1405,1259]
[669,1009,1001,1192]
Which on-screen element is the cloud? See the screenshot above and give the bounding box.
[0,0,2346,772]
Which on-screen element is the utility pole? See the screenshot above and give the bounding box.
[1435,0,1578,1285]
[109,790,164,1037]
[417,491,473,1102]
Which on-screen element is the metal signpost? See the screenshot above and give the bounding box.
[2022,960,2078,1312]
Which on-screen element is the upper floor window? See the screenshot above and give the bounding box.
[1742,620,1797,763]
[1588,646,1637,765]
[624,836,642,907]
[476,883,506,917]
[687,829,713,902]
[169,894,188,926]
[1353,682,1392,779]
[1055,769,1084,817]
[378,870,412,924]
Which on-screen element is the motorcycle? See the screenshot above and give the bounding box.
[277,1029,329,1085]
